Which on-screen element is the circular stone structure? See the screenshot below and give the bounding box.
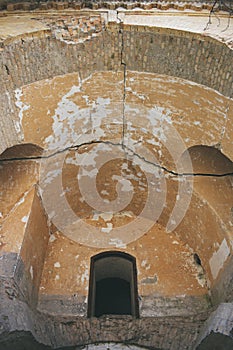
[0,1,232,350]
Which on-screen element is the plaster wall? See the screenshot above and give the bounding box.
[0,14,232,153]
[1,68,232,317]
[0,8,232,349]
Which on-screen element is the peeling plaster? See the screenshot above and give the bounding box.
[54,262,61,268]
[101,223,113,233]
[15,88,30,136]
[30,265,33,280]
[21,215,29,224]
[209,238,230,280]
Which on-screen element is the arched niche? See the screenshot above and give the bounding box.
[0,143,43,160]
[0,143,43,221]
[185,145,233,175]
[182,145,233,228]
[88,251,139,318]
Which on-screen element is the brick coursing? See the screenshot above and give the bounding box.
[0,22,232,154]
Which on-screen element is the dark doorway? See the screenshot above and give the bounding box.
[95,277,131,317]
[88,251,139,318]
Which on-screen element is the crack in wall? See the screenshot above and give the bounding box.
[117,10,127,148]
[1,20,232,180]
[0,140,233,178]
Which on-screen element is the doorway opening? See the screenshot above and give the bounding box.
[88,251,139,318]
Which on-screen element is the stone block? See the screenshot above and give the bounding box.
[6,4,15,11]
[56,3,65,10]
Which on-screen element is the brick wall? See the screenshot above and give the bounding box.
[0,22,232,154]
[0,1,217,12]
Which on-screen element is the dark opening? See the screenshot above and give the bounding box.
[194,253,202,266]
[88,251,139,318]
[95,277,131,317]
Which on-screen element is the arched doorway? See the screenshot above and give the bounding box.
[88,251,139,318]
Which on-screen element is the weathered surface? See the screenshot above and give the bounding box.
[0,6,232,350]
[195,303,233,349]
[0,12,232,152]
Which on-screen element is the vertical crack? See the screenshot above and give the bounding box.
[117,10,127,149]
[4,65,10,75]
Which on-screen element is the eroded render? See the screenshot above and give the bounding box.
[0,3,233,350]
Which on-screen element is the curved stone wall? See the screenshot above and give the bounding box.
[1,69,232,312]
[0,0,219,12]
[0,17,232,153]
[0,8,232,350]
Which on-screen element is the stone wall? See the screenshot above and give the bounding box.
[0,286,209,350]
[0,1,218,12]
[211,255,233,305]
[0,10,232,350]
[122,25,233,97]
[0,188,49,306]
[0,20,232,153]
[195,302,233,349]
[0,236,211,349]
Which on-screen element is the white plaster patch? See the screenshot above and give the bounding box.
[101,223,113,233]
[146,106,173,142]
[126,86,146,101]
[30,265,33,280]
[21,215,29,223]
[209,238,230,279]
[54,262,61,268]
[43,169,62,185]
[7,189,31,218]
[109,238,126,248]
[112,175,133,192]
[99,212,113,221]
[6,91,14,113]
[79,168,98,178]
[15,88,30,134]
[49,234,56,243]
[100,190,109,196]
[172,240,179,245]
[170,219,176,226]
[115,211,133,218]
[55,275,60,281]
[81,269,89,284]
[141,260,147,267]
[44,78,115,150]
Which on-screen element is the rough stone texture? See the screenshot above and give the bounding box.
[0,252,36,306]
[0,0,230,13]
[140,295,211,317]
[0,338,153,350]
[0,7,232,350]
[122,26,233,97]
[0,252,34,306]
[197,333,233,350]
[37,293,211,318]
[195,303,233,349]
[0,294,209,350]
[0,188,49,305]
[12,70,231,293]
[38,14,104,43]
[211,255,233,305]
[0,16,232,152]
[37,294,87,316]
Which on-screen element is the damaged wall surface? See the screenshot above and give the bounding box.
[0,2,233,349]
